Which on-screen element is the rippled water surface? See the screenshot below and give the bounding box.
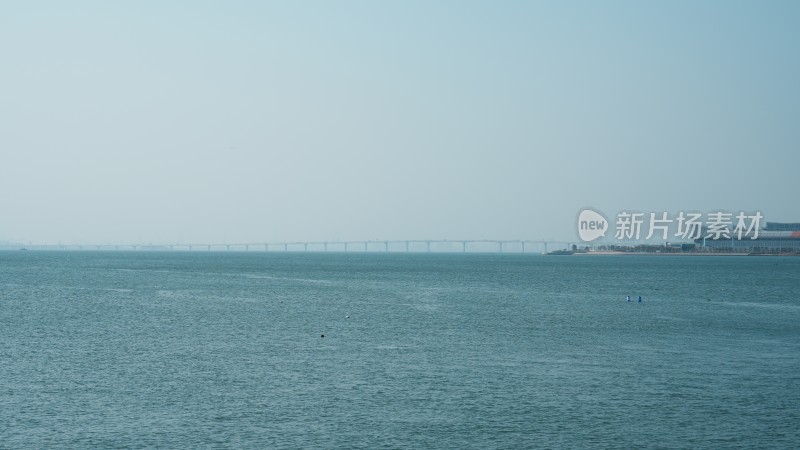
[1,252,799,448]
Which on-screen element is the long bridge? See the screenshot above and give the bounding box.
[8,239,576,254]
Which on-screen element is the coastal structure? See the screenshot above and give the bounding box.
[696,222,800,253]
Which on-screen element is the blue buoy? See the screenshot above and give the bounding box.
[627,295,631,302]
[638,296,642,302]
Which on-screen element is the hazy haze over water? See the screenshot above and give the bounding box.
[1,1,798,244]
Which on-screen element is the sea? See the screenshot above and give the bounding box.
[1,251,799,448]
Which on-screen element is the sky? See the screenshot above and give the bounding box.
[1,1,798,245]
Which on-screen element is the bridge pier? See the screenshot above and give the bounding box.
[72,240,567,254]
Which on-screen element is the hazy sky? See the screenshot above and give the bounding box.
[2,1,798,244]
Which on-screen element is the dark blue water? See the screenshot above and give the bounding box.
[1,252,799,448]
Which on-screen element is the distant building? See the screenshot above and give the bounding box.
[763,222,800,232]
[696,222,800,253]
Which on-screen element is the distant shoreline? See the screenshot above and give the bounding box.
[2,247,798,257]
[577,251,797,257]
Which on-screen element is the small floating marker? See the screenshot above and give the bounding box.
[637,296,642,303]
[626,295,631,302]
[321,334,325,338]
